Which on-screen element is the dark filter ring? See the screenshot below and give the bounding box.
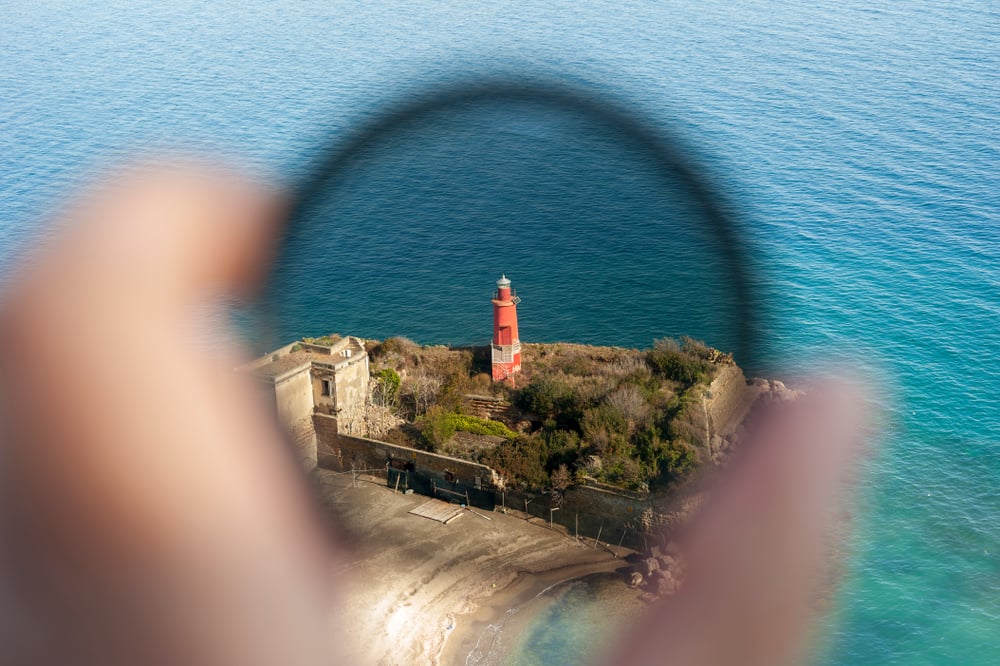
[263,75,759,366]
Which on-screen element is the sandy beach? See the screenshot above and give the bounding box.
[315,470,643,665]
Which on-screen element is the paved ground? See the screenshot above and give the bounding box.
[315,470,634,665]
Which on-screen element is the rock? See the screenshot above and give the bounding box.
[623,552,644,565]
[641,557,660,578]
[767,379,803,402]
[655,574,678,597]
[629,571,644,588]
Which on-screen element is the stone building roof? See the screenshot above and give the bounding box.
[246,336,368,380]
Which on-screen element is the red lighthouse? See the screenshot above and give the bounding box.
[491,274,522,383]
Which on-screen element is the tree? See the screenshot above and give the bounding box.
[551,464,572,491]
[337,397,402,440]
[371,368,401,408]
[403,372,441,416]
[364,404,404,440]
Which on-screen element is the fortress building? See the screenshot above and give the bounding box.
[245,335,370,467]
[491,274,522,384]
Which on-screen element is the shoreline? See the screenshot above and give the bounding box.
[315,470,639,665]
[440,560,635,665]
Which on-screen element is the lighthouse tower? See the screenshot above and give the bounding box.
[491,274,522,383]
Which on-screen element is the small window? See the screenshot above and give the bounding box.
[321,379,331,397]
[444,470,456,484]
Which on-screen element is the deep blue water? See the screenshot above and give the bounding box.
[3,1,998,664]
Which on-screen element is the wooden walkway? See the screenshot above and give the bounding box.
[409,499,464,524]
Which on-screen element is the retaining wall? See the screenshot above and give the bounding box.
[314,414,698,549]
[705,364,755,438]
[314,414,499,510]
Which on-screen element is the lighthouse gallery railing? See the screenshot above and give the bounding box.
[491,341,521,363]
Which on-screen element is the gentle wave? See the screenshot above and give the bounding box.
[2,0,998,663]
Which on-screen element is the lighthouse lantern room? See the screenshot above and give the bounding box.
[491,274,522,384]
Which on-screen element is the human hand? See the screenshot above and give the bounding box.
[0,163,343,665]
[0,163,864,665]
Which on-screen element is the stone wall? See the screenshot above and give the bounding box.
[313,411,341,450]
[272,363,315,433]
[299,336,348,356]
[502,484,653,550]
[705,364,757,438]
[314,414,500,509]
[314,411,701,549]
[504,483,700,550]
[289,416,318,468]
[301,360,752,549]
[462,394,521,424]
[259,362,318,469]
[335,352,369,416]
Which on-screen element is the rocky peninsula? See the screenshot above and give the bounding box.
[247,335,798,664]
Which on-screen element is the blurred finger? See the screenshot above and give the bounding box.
[0,162,338,665]
[604,384,866,666]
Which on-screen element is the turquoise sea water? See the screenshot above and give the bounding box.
[3,2,997,663]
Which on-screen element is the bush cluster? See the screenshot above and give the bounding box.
[498,337,722,491]
[373,337,727,494]
[446,413,516,439]
[417,407,516,450]
[302,334,341,347]
[646,337,717,386]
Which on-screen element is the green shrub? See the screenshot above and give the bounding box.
[597,455,646,491]
[581,403,629,453]
[419,406,456,451]
[302,334,341,347]
[447,413,516,439]
[481,433,551,490]
[378,336,418,356]
[657,440,698,480]
[545,429,582,471]
[647,337,713,386]
[417,409,516,449]
[516,376,589,431]
[518,376,573,417]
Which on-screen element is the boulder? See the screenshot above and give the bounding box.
[658,555,677,571]
[655,574,678,597]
